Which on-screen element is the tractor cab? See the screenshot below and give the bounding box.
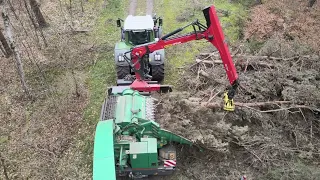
[115,15,165,82]
[127,29,151,45]
[117,15,163,45]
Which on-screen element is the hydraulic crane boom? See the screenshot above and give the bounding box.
[122,5,239,111]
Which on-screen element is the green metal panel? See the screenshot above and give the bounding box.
[130,141,150,168]
[148,153,158,167]
[130,153,150,168]
[93,120,116,180]
[115,41,131,50]
[130,142,148,154]
[115,89,147,126]
[132,93,146,120]
[141,138,157,153]
[142,138,158,167]
[115,95,132,125]
[130,138,158,168]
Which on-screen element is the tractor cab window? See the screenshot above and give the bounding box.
[127,30,150,45]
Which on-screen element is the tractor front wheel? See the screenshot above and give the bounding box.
[116,66,130,79]
[151,64,164,82]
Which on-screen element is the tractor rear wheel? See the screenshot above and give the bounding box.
[116,66,130,79]
[151,64,164,82]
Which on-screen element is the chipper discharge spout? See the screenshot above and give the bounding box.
[93,89,193,179]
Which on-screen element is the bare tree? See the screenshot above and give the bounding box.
[256,0,262,4]
[29,0,48,28]
[24,0,48,47]
[2,8,30,95]
[308,0,317,7]
[0,28,12,57]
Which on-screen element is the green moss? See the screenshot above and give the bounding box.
[0,136,9,144]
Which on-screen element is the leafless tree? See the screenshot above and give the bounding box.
[2,8,30,95]
[0,28,12,57]
[256,0,262,4]
[29,0,48,28]
[308,0,317,7]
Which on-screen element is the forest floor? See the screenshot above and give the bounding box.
[0,0,319,180]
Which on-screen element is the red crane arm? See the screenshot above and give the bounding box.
[127,5,239,104]
[130,5,238,86]
[131,29,238,85]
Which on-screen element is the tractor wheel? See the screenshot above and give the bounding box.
[116,66,130,79]
[151,64,164,82]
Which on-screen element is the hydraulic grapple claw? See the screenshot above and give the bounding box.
[223,92,235,111]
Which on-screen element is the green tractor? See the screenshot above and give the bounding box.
[114,15,165,82]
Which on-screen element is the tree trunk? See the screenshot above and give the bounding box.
[2,10,30,96]
[81,0,84,12]
[29,0,48,28]
[0,28,12,57]
[24,0,48,47]
[308,0,317,7]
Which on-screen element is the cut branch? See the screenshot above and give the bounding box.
[199,69,210,78]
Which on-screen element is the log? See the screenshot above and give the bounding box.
[198,53,309,61]
[195,58,275,68]
[182,99,320,112]
[199,69,210,78]
[183,99,292,108]
[196,58,222,64]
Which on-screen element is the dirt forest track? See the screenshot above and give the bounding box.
[129,0,154,16]
[129,0,137,15]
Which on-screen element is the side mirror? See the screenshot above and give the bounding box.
[159,18,163,26]
[116,19,121,27]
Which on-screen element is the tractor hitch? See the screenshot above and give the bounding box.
[108,79,172,95]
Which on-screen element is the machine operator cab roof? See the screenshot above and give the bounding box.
[123,15,155,45]
[123,15,154,31]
